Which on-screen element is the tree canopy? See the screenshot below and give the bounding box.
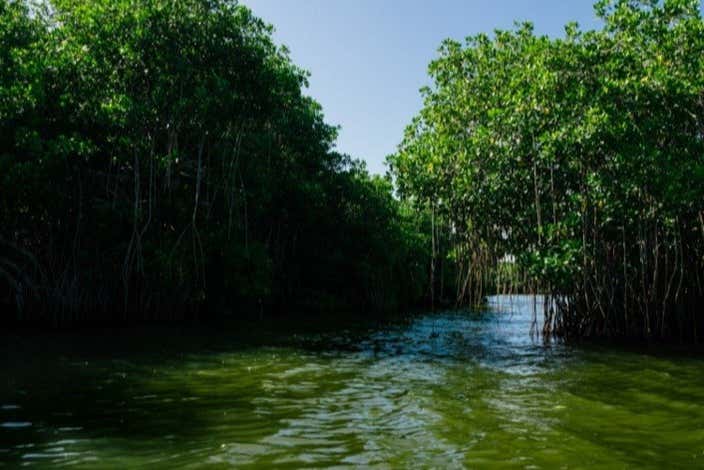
[389,0,704,340]
[0,0,432,324]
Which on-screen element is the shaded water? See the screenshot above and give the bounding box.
[2,296,704,468]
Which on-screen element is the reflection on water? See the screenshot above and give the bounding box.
[1,296,704,468]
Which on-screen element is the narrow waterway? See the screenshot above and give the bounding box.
[2,296,703,468]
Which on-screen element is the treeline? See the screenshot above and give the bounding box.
[0,0,432,325]
[389,0,704,341]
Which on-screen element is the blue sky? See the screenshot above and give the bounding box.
[236,1,632,174]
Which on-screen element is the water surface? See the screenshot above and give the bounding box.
[2,296,704,468]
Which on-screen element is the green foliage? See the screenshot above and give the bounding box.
[0,0,431,323]
[389,0,704,340]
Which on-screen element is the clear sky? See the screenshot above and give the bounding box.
[236,1,606,174]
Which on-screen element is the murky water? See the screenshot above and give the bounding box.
[2,296,704,468]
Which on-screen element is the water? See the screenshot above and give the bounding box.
[2,296,704,468]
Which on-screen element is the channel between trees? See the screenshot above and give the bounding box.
[2,0,704,342]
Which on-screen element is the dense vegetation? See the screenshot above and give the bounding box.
[0,0,433,325]
[389,0,704,341]
[4,0,702,342]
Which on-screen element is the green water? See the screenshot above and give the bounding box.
[1,296,704,468]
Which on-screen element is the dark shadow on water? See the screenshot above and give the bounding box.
[0,315,403,465]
